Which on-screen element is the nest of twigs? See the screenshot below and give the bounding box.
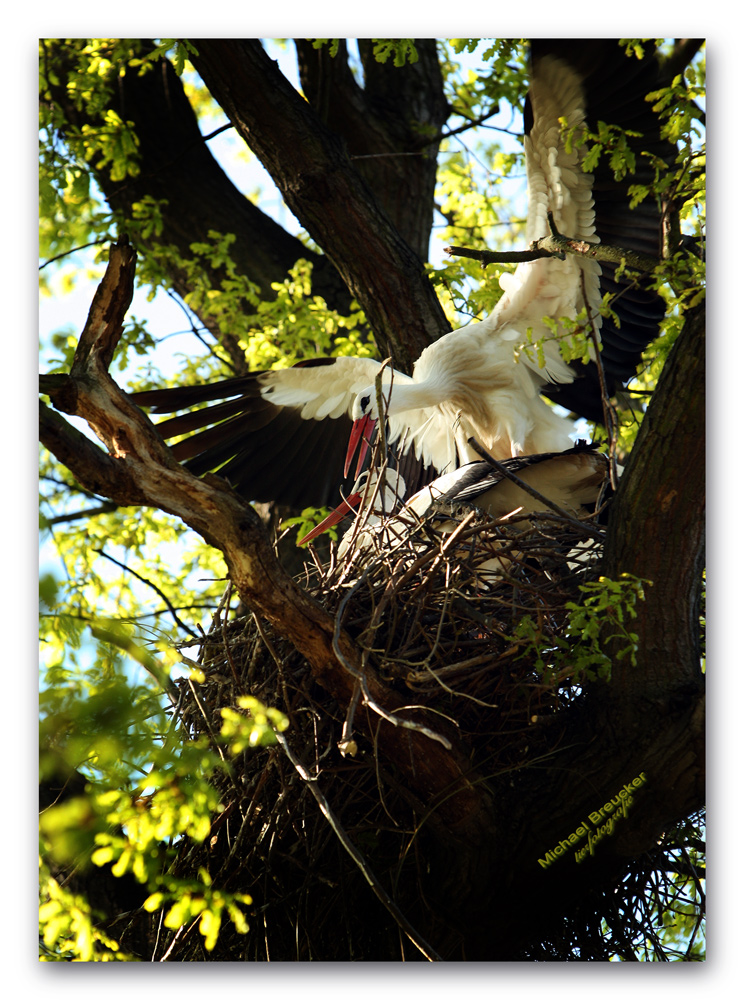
[166,503,701,961]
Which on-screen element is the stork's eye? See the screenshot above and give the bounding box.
[360,394,371,412]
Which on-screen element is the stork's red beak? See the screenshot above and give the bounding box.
[344,415,377,479]
[297,493,363,545]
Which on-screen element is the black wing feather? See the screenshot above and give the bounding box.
[529,39,673,419]
[436,443,603,506]
[132,369,359,507]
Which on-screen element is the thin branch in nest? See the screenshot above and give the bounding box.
[332,566,453,750]
[214,585,242,685]
[466,438,605,539]
[275,731,443,962]
[252,612,294,727]
[212,765,273,886]
[158,922,189,962]
[185,676,230,773]
[339,680,362,758]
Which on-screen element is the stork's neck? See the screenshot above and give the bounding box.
[385,379,450,414]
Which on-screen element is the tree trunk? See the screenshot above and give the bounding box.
[294,38,449,263]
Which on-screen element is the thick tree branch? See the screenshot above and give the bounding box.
[189,39,452,372]
[603,301,705,698]
[40,403,151,507]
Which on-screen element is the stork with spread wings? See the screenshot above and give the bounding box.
[132,40,669,510]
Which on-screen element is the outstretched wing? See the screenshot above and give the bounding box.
[133,357,439,507]
[488,41,670,422]
[488,48,602,394]
[132,357,380,507]
[526,40,671,422]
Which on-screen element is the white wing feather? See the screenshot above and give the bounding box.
[259,357,385,419]
[489,55,602,380]
[223,56,603,480]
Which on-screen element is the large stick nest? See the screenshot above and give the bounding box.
[165,502,702,961]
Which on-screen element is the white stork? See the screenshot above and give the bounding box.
[132,41,667,510]
[299,444,609,564]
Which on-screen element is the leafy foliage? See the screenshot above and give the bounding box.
[39,38,705,961]
[370,39,419,66]
[39,864,133,961]
[39,587,288,960]
[513,574,648,684]
[311,38,420,66]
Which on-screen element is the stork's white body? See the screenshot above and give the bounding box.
[311,448,608,575]
[257,54,600,473]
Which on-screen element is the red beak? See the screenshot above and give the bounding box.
[344,415,377,479]
[297,493,363,545]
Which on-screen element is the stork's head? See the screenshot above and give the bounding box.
[297,467,406,546]
[345,389,383,478]
[351,388,380,422]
